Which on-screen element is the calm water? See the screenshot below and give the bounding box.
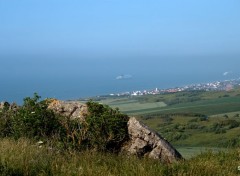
[1,55,239,104]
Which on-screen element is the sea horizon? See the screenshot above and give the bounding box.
[1,55,239,104]
[1,71,238,104]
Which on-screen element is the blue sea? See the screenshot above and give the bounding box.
[1,55,239,104]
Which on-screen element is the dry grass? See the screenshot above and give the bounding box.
[0,138,240,176]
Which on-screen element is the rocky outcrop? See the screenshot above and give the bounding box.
[123,117,183,163]
[48,100,183,163]
[48,100,88,121]
[0,99,184,163]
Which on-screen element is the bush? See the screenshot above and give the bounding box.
[227,120,240,129]
[234,113,240,118]
[189,116,208,123]
[0,103,15,137]
[85,101,129,152]
[227,137,240,147]
[215,128,226,134]
[0,94,130,153]
[186,123,200,129]
[168,132,189,141]
[11,93,64,140]
[57,117,87,150]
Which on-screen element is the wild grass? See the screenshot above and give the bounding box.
[0,138,240,176]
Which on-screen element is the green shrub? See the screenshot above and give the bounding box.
[0,94,130,153]
[186,122,200,129]
[234,113,240,117]
[11,93,64,140]
[168,132,190,141]
[85,101,129,152]
[57,117,88,150]
[215,128,226,134]
[189,116,208,123]
[0,103,15,137]
[227,137,240,147]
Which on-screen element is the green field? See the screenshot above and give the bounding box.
[92,89,240,153]
[99,98,167,112]
[125,98,240,115]
[95,89,240,116]
[139,112,240,147]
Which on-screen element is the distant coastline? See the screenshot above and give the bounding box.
[91,78,240,99]
[1,77,240,104]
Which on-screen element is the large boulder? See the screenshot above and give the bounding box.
[123,117,183,163]
[48,99,88,121]
[48,100,183,163]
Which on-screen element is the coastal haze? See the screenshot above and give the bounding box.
[0,1,240,103]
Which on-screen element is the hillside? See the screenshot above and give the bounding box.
[0,93,240,175]
[0,138,239,176]
[89,88,240,157]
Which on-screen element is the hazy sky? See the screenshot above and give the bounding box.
[0,0,240,58]
[0,0,240,102]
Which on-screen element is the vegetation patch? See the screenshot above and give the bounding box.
[85,101,129,152]
[1,90,240,174]
[0,94,129,153]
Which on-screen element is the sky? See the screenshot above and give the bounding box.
[1,0,240,57]
[0,0,240,102]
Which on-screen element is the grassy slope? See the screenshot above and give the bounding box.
[1,91,240,174]
[140,113,240,149]
[0,138,239,176]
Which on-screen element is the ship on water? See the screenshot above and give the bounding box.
[116,74,132,80]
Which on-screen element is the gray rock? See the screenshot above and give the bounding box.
[123,117,183,163]
[48,100,88,121]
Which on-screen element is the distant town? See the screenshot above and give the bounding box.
[106,78,240,97]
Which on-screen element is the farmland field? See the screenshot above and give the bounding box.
[95,90,240,116]
[99,98,167,112]
[125,96,240,115]
[89,89,240,154]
